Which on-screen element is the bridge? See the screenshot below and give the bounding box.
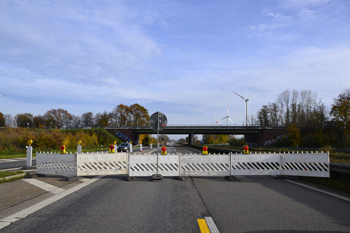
[105,125,287,146]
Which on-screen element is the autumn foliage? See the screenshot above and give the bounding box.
[0,128,119,155]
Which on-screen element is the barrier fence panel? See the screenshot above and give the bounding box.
[129,153,179,177]
[231,153,281,176]
[280,152,329,177]
[180,154,230,177]
[36,152,77,177]
[77,152,128,176]
[35,151,330,178]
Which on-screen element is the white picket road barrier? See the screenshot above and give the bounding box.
[181,154,230,177]
[77,152,128,176]
[280,152,330,177]
[37,152,77,177]
[231,153,281,176]
[129,153,179,177]
[36,151,330,178]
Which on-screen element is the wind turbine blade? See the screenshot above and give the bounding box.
[228,118,235,125]
[247,93,257,100]
[220,117,228,121]
[233,91,245,100]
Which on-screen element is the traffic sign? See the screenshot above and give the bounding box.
[150,112,167,131]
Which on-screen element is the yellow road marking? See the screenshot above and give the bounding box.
[197,219,210,233]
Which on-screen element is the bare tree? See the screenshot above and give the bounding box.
[81,112,94,127]
[4,114,16,127]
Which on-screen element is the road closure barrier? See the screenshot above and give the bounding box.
[36,151,330,178]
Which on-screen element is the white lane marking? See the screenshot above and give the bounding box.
[0,159,19,163]
[284,179,350,203]
[0,176,103,230]
[0,167,23,171]
[22,179,65,195]
[205,216,220,233]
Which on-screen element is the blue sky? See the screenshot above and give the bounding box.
[1,0,350,128]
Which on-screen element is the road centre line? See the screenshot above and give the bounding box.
[0,176,103,230]
[22,179,65,195]
[284,179,350,203]
[197,219,210,233]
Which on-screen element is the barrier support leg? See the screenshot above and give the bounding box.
[124,175,138,181]
[225,153,240,181]
[174,176,190,181]
[124,152,138,181]
[152,174,163,182]
[274,175,298,180]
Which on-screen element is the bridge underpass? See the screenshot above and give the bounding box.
[106,126,287,147]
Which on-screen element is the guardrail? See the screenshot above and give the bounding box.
[330,163,350,174]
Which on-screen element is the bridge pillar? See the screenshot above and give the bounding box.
[188,133,194,145]
[133,134,139,146]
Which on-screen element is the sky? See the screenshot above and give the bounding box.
[1,0,350,134]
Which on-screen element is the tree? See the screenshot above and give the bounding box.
[330,88,350,129]
[129,103,149,126]
[44,109,72,129]
[0,112,5,127]
[81,112,94,127]
[69,115,82,129]
[33,115,45,128]
[14,113,33,128]
[287,124,300,147]
[94,111,110,128]
[116,104,131,126]
[4,114,16,127]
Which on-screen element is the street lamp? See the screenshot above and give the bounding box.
[27,123,29,128]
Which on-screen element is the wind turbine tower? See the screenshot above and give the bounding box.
[220,102,235,126]
[233,91,256,126]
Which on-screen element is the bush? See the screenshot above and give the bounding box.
[0,128,120,155]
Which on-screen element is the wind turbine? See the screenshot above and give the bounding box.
[220,102,235,126]
[214,115,222,126]
[233,91,256,126]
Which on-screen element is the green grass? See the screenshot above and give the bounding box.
[300,172,350,194]
[0,170,25,184]
[0,170,24,178]
[0,154,27,159]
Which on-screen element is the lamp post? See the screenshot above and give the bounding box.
[27,122,29,128]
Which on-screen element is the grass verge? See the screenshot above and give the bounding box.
[0,170,26,184]
[299,172,350,195]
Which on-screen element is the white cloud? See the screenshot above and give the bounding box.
[249,24,285,31]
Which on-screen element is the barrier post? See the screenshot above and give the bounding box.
[140,144,143,152]
[26,140,33,167]
[150,144,153,149]
[129,141,133,153]
[77,140,82,154]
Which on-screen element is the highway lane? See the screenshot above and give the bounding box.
[0,158,36,170]
[1,144,350,232]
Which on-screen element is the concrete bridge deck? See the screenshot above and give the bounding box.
[106,126,287,147]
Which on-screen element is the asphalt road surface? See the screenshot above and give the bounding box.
[1,144,350,233]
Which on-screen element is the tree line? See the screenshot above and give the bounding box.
[254,88,350,148]
[0,103,149,129]
[254,89,328,128]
